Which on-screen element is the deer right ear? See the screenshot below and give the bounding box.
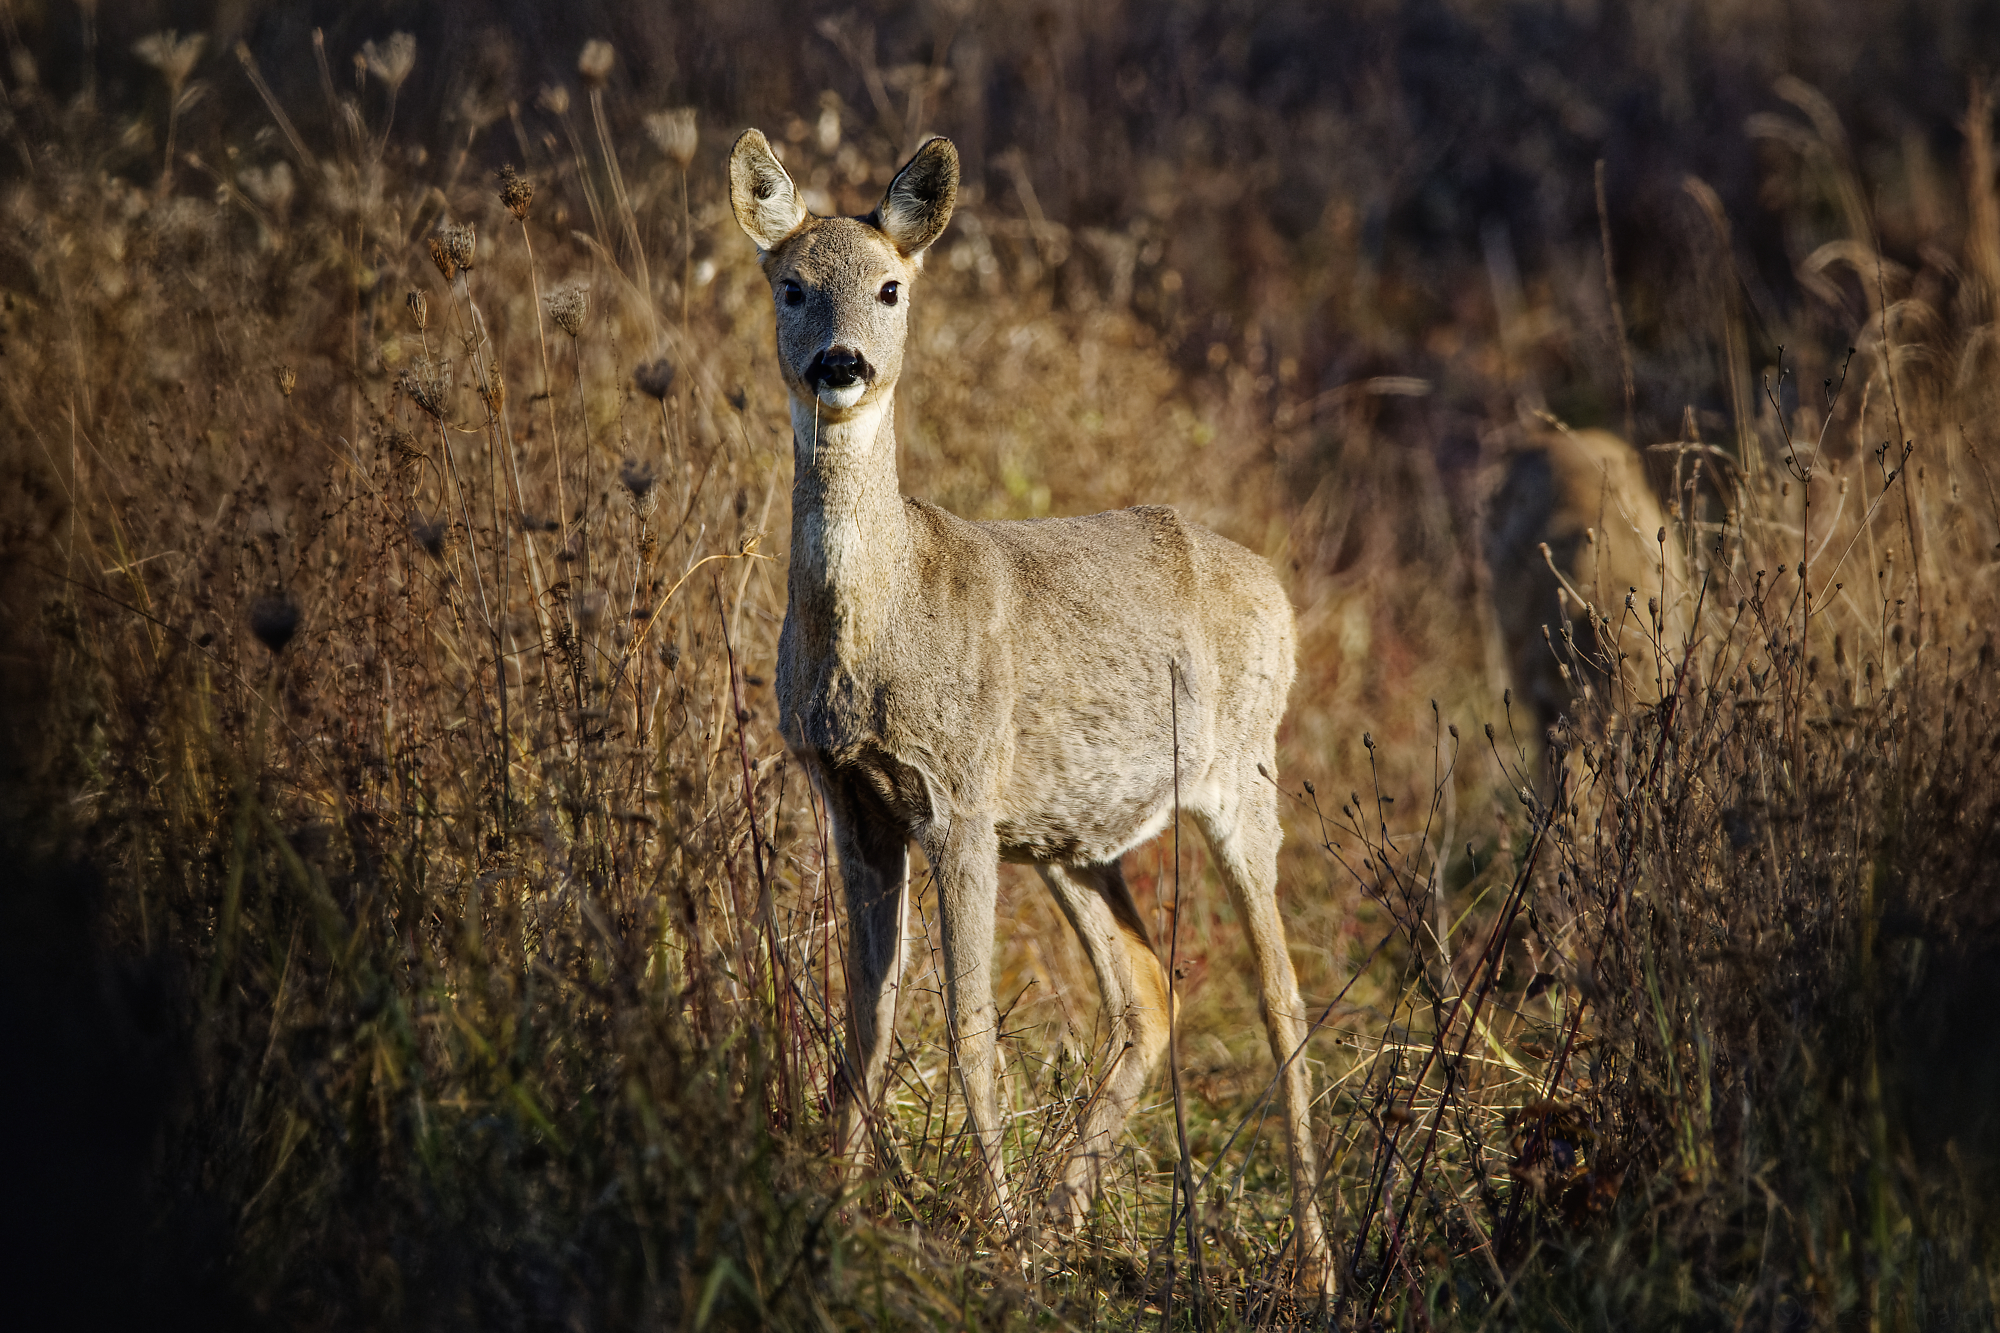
[729,129,807,252]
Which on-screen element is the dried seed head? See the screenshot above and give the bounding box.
[274,364,296,397]
[427,236,456,282]
[645,106,699,169]
[386,429,423,464]
[398,355,453,419]
[619,457,657,501]
[497,165,534,220]
[360,32,417,95]
[410,515,447,558]
[480,368,506,414]
[406,288,429,331]
[249,591,300,653]
[238,160,294,214]
[133,30,205,96]
[441,221,476,273]
[577,40,615,88]
[633,358,677,400]
[536,84,571,117]
[547,283,588,337]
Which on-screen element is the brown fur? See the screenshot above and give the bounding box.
[1483,425,1690,741]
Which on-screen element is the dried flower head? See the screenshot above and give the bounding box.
[632,358,677,400]
[497,165,534,220]
[619,457,657,500]
[238,161,294,215]
[645,107,699,169]
[248,591,300,653]
[406,288,429,332]
[386,428,423,463]
[441,221,476,273]
[427,236,456,283]
[398,355,453,419]
[536,84,570,117]
[410,515,447,558]
[360,32,417,96]
[577,40,615,88]
[274,364,296,397]
[546,283,588,338]
[479,367,506,414]
[133,30,205,96]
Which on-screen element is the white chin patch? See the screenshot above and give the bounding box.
[816,382,866,410]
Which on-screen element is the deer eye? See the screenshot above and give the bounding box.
[780,280,804,307]
[878,281,899,306]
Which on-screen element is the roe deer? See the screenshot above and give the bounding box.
[728,129,1328,1284]
[1483,423,1689,744]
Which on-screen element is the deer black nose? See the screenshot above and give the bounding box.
[808,345,874,391]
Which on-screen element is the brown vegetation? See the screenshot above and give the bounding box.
[2,3,1999,1329]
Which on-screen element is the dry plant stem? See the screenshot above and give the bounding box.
[515,221,569,547]
[233,41,313,168]
[557,106,611,260]
[1596,160,1637,444]
[681,165,693,333]
[432,416,505,798]
[1361,803,1551,1319]
[452,270,517,822]
[588,84,654,337]
[1875,247,1924,663]
[570,332,594,605]
[718,583,791,1112]
[1159,662,1209,1332]
[605,550,764,704]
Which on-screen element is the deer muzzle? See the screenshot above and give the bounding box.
[806,345,875,406]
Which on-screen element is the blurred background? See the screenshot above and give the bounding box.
[10,0,1996,441]
[5,1,2000,1327]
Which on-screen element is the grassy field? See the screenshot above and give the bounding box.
[5,2,2000,1328]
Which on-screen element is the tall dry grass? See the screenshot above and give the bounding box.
[3,6,2000,1330]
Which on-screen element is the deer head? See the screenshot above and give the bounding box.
[728,130,959,419]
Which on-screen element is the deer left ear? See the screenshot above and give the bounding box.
[873,137,959,261]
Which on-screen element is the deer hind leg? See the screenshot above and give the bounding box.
[1037,859,1171,1228]
[828,793,911,1170]
[924,815,1013,1224]
[1193,782,1333,1294]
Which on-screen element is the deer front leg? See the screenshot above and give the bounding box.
[830,798,911,1170]
[927,815,1012,1224]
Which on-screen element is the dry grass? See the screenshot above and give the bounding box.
[5,5,2000,1330]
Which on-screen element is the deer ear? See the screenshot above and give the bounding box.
[729,129,807,252]
[874,137,959,260]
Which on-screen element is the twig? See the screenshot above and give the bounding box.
[1159,660,1209,1331]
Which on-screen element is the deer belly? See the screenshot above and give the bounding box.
[995,773,1176,865]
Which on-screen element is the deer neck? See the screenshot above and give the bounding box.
[788,392,910,659]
